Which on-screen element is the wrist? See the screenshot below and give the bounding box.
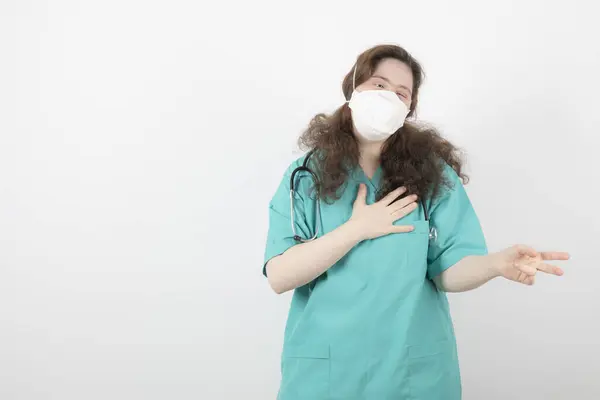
[487,253,505,278]
[341,219,366,243]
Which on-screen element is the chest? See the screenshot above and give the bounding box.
[314,182,431,287]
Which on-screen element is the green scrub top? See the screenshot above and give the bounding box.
[263,154,488,400]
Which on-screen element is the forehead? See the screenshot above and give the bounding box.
[371,58,413,89]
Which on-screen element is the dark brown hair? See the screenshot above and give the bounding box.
[298,44,467,204]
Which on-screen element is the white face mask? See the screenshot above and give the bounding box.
[346,64,410,142]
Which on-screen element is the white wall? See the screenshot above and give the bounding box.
[1,1,598,399]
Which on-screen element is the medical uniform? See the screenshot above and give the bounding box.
[263,154,488,400]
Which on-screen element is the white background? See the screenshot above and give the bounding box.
[1,1,598,399]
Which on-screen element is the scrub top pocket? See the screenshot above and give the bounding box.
[372,219,430,279]
[278,344,330,400]
[402,220,431,258]
[407,339,461,400]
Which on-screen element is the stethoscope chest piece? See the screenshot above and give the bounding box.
[428,226,438,242]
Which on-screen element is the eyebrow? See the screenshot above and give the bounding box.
[372,75,413,95]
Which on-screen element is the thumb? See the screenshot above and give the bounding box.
[515,244,538,258]
[354,183,367,206]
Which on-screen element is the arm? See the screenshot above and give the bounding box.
[425,165,568,292]
[432,245,568,293]
[266,220,362,294]
[265,183,417,294]
[432,254,500,292]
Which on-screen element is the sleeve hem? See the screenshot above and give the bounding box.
[427,248,489,279]
[263,237,298,277]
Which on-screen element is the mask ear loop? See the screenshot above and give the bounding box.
[346,61,359,104]
[352,61,357,91]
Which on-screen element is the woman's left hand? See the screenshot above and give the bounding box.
[493,245,570,285]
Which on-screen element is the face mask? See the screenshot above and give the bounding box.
[346,63,410,141]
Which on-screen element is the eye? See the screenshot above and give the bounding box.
[375,83,385,89]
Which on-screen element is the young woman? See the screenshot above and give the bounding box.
[262,44,569,400]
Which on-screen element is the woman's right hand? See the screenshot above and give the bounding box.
[348,184,418,241]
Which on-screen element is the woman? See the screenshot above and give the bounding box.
[262,44,569,400]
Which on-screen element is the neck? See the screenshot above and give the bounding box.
[357,139,384,178]
[358,139,383,164]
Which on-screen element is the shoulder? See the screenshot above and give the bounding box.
[285,153,311,173]
[431,162,465,204]
[271,152,315,195]
[278,152,315,181]
[441,162,462,185]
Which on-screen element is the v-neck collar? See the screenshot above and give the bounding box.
[352,164,382,191]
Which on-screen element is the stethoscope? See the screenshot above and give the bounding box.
[289,150,438,243]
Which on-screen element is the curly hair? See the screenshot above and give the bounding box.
[298,44,468,204]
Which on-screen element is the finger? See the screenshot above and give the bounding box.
[523,275,535,286]
[389,225,415,234]
[388,194,418,214]
[514,261,537,276]
[535,263,564,276]
[390,201,418,219]
[353,183,367,206]
[516,244,538,258]
[540,251,570,261]
[379,186,407,206]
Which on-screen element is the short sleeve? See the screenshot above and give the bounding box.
[262,162,315,277]
[426,165,488,279]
